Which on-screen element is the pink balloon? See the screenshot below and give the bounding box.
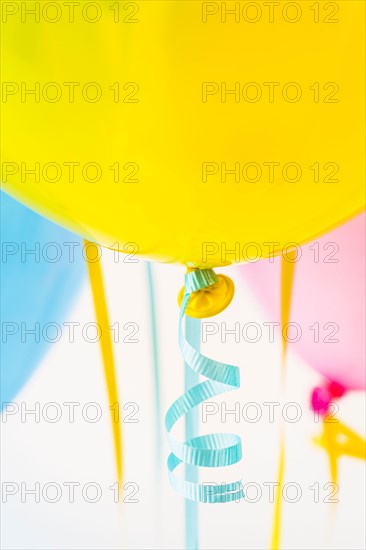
[239,213,365,391]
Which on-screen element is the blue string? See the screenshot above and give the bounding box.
[165,269,244,505]
[146,262,162,472]
[185,316,200,550]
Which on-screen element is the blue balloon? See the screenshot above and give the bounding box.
[1,192,85,405]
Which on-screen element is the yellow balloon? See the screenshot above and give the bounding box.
[1,1,365,267]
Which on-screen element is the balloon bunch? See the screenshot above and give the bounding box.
[1,2,365,549]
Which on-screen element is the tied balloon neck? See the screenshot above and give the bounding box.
[311,380,346,417]
[179,268,235,319]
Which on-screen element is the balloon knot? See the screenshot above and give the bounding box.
[311,380,346,416]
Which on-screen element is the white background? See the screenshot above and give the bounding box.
[1,253,365,549]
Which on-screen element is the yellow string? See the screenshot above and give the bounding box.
[270,439,285,550]
[85,241,123,485]
[270,250,296,550]
[280,250,297,374]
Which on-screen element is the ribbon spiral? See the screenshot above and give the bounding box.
[165,269,244,503]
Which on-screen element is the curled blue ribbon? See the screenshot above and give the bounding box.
[165,269,244,503]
